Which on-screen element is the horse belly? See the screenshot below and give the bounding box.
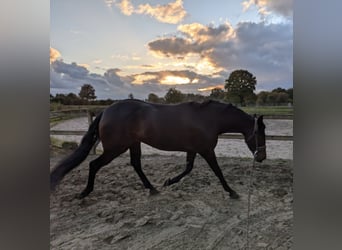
[140,128,212,152]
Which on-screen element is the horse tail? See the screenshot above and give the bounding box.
[50,111,103,191]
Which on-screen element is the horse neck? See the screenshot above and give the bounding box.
[218,109,253,136]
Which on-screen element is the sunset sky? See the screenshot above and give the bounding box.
[50,0,293,100]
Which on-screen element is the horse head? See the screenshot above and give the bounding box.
[245,115,266,162]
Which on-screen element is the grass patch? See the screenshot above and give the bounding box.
[241,106,293,116]
[50,136,64,148]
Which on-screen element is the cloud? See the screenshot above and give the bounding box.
[148,37,193,57]
[136,0,186,24]
[50,47,61,63]
[50,60,130,99]
[131,70,197,85]
[92,59,103,64]
[104,68,125,86]
[115,0,134,15]
[51,59,201,99]
[178,22,234,43]
[110,0,186,24]
[198,84,224,92]
[104,0,115,8]
[78,63,90,69]
[130,70,222,86]
[148,22,234,56]
[50,57,225,99]
[147,21,292,90]
[242,0,293,18]
[51,60,89,79]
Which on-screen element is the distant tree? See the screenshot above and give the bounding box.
[225,93,241,105]
[184,93,206,102]
[164,88,184,104]
[275,92,289,104]
[266,92,278,105]
[256,91,269,106]
[53,93,67,104]
[66,93,80,105]
[286,88,293,102]
[128,93,134,99]
[209,88,225,100]
[147,93,164,103]
[79,84,96,102]
[224,69,257,106]
[272,87,287,93]
[244,93,257,106]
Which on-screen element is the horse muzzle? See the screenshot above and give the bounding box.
[255,148,266,162]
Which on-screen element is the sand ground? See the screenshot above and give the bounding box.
[50,148,293,250]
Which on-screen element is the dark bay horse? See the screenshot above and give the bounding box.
[50,99,266,199]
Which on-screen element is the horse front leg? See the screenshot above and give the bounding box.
[163,151,196,186]
[130,143,158,195]
[200,150,239,199]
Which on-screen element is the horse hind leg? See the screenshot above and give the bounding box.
[77,148,126,199]
[130,143,158,195]
[164,152,196,187]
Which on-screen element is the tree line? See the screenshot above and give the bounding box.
[50,70,293,106]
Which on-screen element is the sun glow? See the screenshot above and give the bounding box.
[198,84,224,92]
[160,75,190,85]
[132,74,157,84]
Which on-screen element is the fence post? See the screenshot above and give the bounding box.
[87,110,96,155]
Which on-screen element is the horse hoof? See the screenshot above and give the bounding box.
[163,178,171,187]
[149,189,159,196]
[230,192,240,199]
[76,192,88,199]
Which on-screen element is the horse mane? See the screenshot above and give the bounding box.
[198,99,227,107]
[201,100,253,120]
[121,99,250,119]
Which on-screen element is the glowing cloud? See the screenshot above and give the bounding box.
[50,47,61,63]
[160,75,190,85]
[78,63,90,69]
[178,22,234,43]
[110,0,186,24]
[130,70,214,86]
[116,0,134,15]
[198,84,224,92]
[132,74,157,84]
[148,22,235,57]
[136,0,186,24]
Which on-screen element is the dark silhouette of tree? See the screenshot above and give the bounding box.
[286,88,293,103]
[147,93,165,103]
[184,93,206,102]
[164,88,184,103]
[256,91,269,106]
[224,69,257,106]
[128,93,134,99]
[79,84,96,102]
[66,93,80,105]
[266,92,278,105]
[272,87,287,93]
[275,92,289,104]
[244,93,257,106]
[209,88,225,100]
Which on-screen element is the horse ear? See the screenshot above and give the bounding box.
[257,115,264,124]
